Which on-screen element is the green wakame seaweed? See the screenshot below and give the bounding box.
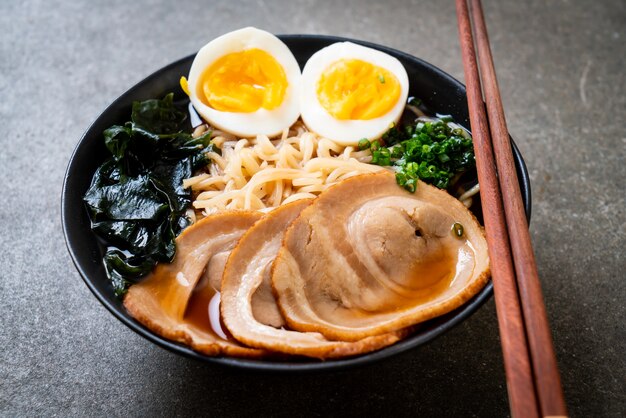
[84,93,214,296]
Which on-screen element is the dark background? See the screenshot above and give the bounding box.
[1,0,624,416]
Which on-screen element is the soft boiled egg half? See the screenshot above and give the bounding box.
[300,42,409,145]
[185,27,301,138]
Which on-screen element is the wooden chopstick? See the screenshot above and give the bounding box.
[455,0,568,416]
[455,1,539,415]
[466,0,568,416]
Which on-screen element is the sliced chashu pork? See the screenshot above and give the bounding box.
[272,171,490,341]
[220,199,406,359]
[124,211,264,358]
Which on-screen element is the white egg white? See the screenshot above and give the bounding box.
[300,42,409,146]
[187,27,301,138]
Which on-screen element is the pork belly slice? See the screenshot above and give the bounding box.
[272,171,490,341]
[124,211,265,358]
[221,199,406,359]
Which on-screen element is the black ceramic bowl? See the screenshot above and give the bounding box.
[62,35,531,372]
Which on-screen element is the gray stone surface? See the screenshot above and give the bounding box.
[1,0,624,416]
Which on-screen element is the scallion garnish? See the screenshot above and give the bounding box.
[408,97,422,107]
[373,116,475,192]
[452,222,465,237]
[358,138,371,150]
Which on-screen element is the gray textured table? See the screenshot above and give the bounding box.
[1,0,624,416]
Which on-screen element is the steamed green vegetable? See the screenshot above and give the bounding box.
[371,117,475,192]
[84,93,214,296]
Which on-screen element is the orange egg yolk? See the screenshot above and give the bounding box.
[316,59,401,120]
[197,48,288,113]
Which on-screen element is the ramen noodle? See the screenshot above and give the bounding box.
[184,121,384,215]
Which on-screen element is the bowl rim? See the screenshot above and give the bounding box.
[62,34,531,372]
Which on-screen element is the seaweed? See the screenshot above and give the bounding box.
[84,93,213,296]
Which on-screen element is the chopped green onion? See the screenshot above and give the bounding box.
[378,74,385,83]
[358,138,371,150]
[372,147,391,166]
[408,97,422,107]
[371,116,475,192]
[452,222,464,237]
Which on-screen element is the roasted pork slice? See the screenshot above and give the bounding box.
[220,199,406,359]
[124,211,264,358]
[272,171,490,341]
